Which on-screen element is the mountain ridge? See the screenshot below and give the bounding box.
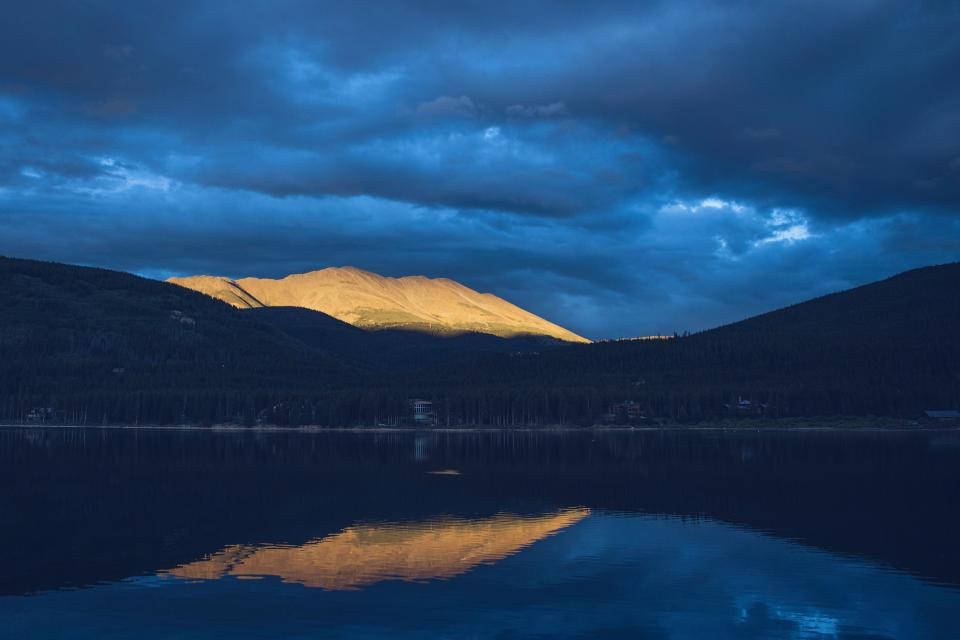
[167,266,589,343]
[2,256,958,425]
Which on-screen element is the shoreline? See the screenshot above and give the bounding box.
[2,420,958,433]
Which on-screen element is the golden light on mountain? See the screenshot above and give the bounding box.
[167,267,589,342]
[162,509,590,590]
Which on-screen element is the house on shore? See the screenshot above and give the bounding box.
[409,399,435,426]
[602,400,646,424]
[724,396,768,416]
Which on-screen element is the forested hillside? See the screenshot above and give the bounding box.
[2,257,958,426]
[408,263,960,423]
[0,257,360,424]
[248,306,566,371]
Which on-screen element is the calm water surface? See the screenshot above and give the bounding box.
[2,427,959,639]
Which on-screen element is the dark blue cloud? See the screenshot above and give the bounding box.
[1,1,958,338]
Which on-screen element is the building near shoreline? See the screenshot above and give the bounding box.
[409,399,435,425]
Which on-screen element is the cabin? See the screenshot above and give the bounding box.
[604,400,646,423]
[26,407,55,423]
[409,399,435,425]
[725,396,768,416]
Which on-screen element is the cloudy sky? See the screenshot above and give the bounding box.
[1,1,958,338]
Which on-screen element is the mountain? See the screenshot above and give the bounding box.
[2,256,958,426]
[167,267,589,343]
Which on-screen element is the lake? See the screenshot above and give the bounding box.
[2,427,959,639]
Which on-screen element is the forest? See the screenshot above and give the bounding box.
[1,256,958,426]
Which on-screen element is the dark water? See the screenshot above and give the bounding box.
[2,427,960,639]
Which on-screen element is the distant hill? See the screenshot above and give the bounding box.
[167,267,589,343]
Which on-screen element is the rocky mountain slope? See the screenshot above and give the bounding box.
[168,267,588,342]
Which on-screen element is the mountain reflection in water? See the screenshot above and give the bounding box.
[164,509,589,589]
[2,427,959,638]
